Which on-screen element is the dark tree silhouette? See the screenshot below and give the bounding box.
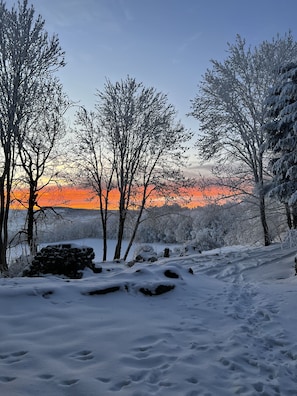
[0,0,65,272]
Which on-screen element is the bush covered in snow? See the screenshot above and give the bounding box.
[133,244,158,262]
[281,229,297,249]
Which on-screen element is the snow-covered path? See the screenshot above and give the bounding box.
[1,243,297,395]
[186,244,297,395]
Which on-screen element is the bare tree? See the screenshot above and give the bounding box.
[190,33,297,246]
[17,78,69,255]
[75,76,192,260]
[74,108,115,261]
[0,0,65,272]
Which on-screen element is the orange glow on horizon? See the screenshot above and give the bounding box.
[11,185,230,210]
[179,186,230,208]
[12,186,100,210]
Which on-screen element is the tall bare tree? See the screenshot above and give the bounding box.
[190,33,297,246]
[75,76,192,260]
[17,78,69,255]
[74,108,116,261]
[0,0,65,272]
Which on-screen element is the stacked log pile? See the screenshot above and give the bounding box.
[23,244,96,278]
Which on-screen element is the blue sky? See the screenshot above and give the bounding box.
[11,0,295,124]
[5,0,297,171]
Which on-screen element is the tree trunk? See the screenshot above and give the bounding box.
[123,194,147,261]
[123,220,139,261]
[0,193,10,273]
[0,234,8,274]
[0,179,6,272]
[99,192,111,261]
[101,211,108,262]
[114,189,127,260]
[114,214,125,260]
[285,202,293,229]
[27,182,37,255]
[291,204,297,229]
[103,236,107,261]
[259,192,271,246]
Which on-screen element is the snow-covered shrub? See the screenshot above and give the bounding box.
[8,255,33,277]
[188,228,220,252]
[190,205,229,250]
[282,229,297,248]
[175,215,193,243]
[178,242,201,256]
[133,244,158,262]
[137,207,193,244]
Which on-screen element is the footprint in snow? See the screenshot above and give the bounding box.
[38,374,54,380]
[0,350,28,364]
[109,379,131,391]
[69,350,94,361]
[59,378,79,386]
[96,377,111,383]
[0,376,17,382]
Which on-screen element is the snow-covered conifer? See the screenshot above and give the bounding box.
[264,62,297,224]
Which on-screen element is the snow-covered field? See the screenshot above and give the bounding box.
[1,240,297,395]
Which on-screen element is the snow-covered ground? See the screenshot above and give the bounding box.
[1,241,297,395]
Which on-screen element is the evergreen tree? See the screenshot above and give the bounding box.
[264,62,297,227]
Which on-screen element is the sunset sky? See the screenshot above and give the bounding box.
[12,185,229,210]
[6,0,297,209]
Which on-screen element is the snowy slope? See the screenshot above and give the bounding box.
[0,242,297,396]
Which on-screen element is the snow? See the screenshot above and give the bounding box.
[1,241,297,395]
